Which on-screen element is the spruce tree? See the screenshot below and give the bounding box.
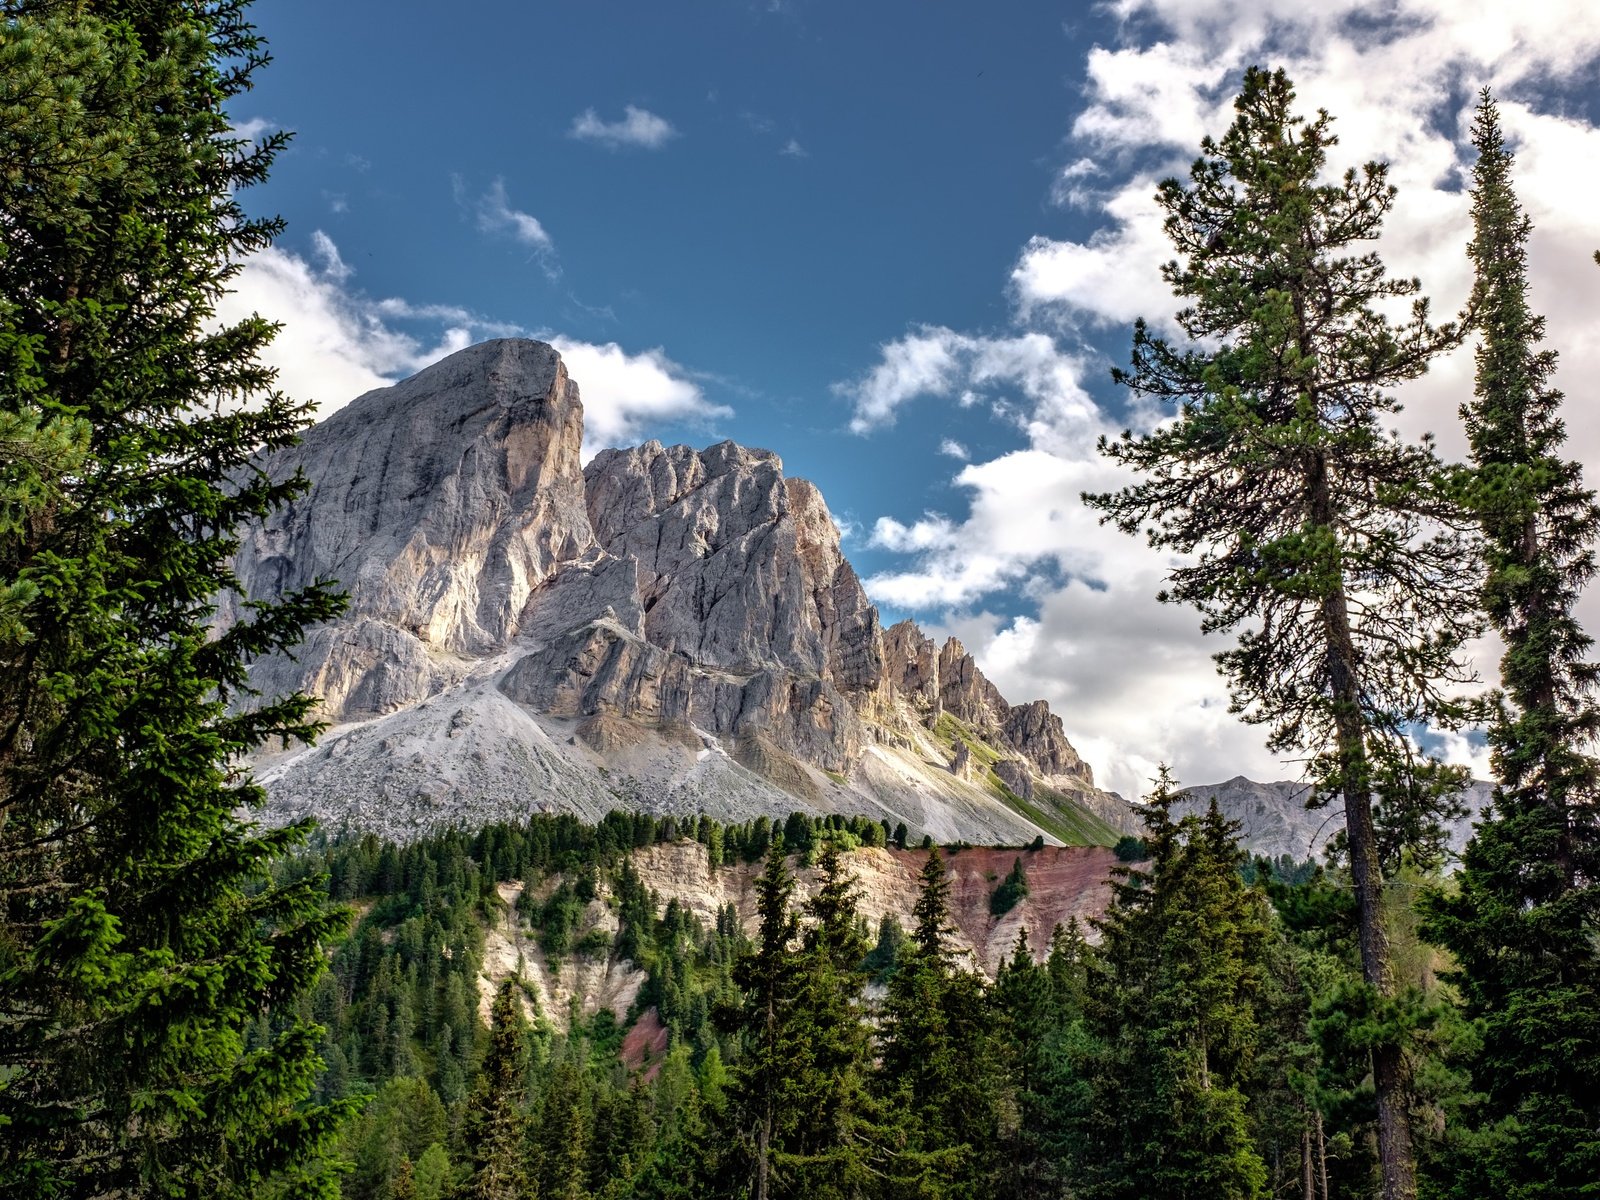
[718,840,804,1200]
[1422,92,1600,1197]
[1086,67,1477,1200]
[776,841,896,1197]
[465,981,532,1200]
[1073,770,1273,1200]
[0,2,351,1194]
[878,846,1002,1199]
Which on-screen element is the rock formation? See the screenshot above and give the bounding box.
[1173,776,1494,863]
[242,339,1134,845]
[232,340,593,717]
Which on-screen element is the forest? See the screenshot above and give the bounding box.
[0,2,1596,1199]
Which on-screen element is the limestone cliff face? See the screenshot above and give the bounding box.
[880,621,1094,791]
[246,339,1130,844]
[583,441,884,691]
[233,340,594,718]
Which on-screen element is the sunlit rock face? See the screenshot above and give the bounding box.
[239,339,1131,845]
[232,339,595,718]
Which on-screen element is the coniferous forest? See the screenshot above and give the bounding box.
[0,3,1597,1199]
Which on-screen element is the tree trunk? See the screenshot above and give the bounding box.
[1316,1110,1329,1200]
[1312,454,1417,1200]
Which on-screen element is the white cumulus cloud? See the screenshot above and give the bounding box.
[842,0,1600,801]
[569,105,679,150]
[217,233,728,458]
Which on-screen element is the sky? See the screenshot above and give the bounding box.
[227,0,1600,802]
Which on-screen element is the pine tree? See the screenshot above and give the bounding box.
[464,981,532,1200]
[1073,770,1273,1200]
[718,840,804,1200]
[994,931,1063,1200]
[1422,91,1600,1197]
[777,841,895,1197]
[878,846,1002,1198]
[1086,67,1478,1200]
[0,2,352,1194]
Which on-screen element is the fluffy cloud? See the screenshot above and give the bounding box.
[846,1,1600,801]
[216,233,726,456]
[549,337,732,454]
[836,326,1098,441]
[453,177,559,279]
[569,105,679,150]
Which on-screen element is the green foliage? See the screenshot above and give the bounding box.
[1086,67,1482,1198]
[1421,91,1600,1198]
[989,856,1029,916]
[1112,835,1148,862]
[1068,771,1277,1199]
[0,2,354,1193]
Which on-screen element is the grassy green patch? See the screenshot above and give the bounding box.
[987,775,1121,847]
[932,712,1120,847]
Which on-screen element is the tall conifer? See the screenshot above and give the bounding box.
[1074,770,1273,1200]
[1423,91,1600,1196]
[1087,68,1477,1199]
[719,841,804,1200]
[878,846,1002,1199]
[465,981,532,1200]
[0,2,350,1194]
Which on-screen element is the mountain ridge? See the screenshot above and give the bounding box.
[239,339,1134,845]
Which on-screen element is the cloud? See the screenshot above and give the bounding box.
[309,230,352,283]
[217,233,729,456]
[229,115,281,142]
[475,179,553,250]
[780,138,809,158]
[842,0,1600,800]
[453,177,559,279]
[569,105,679,150]
[938,438,969,461]
[838,326,1101,447]
[548,337,732,454]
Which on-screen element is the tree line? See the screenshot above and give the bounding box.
[0,1,1595,1197]
[239,797,1454,1199]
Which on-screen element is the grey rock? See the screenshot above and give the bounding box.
[583,440,883,693]
[1173,775,1495,863]
[238,338,1122,844]
[233,339,594,720]
[1004,700,1094,787]
[950,741,972,779]
[994,759,1034,802]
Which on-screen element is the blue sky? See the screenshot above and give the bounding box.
[242,0,1123,568]
[230,0,1600,799]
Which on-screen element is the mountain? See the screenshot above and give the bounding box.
[1173,775,1495,863]
[237,339,1135,845]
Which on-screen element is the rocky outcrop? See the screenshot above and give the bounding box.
[878,621,1094,789]
[233,340,594,718]
[583,440,884,693]
[1005,700,1093,787]
[243,339,1130,844]
[1173,776,1495,862]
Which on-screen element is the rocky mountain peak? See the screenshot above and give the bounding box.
[232,338,593,720]
[245,339,1128,845]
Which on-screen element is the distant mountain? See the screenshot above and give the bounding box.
[1172,775,1496,863]
[236,340,1135,845]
